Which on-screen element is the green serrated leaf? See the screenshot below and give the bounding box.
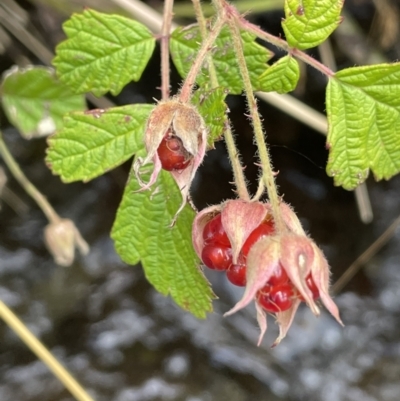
[111,170,215,318]
[326,63,400,189]
[282,0,343,50]
[258,55,300,93]
[192,87,227,146]
[53,9,155,96]
[0,66,85,138]
[46,104,153,182]
[170,25,272,94]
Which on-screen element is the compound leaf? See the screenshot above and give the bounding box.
[282,0,343,50]
[326,63,400,189]
[53,9,155,96]
[192,87,228,146]
[258,55,300,93]
[1,66,85,138]
[111,170,215,318]
[170,25,272,94]
[46,104,153,182]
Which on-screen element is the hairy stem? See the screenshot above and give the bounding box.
[160,0,174,100]
[223,122,250,201]
[226,12,285,233]
[178,16,225,103]
[211,0,224,14]
[0,131,59,223]
[191,0,219,86]
[236,16,335,77]
[191,0,250,201]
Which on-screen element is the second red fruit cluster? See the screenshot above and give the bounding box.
[200,213,319,313]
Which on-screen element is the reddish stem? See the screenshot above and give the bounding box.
[160,0,174,100]
[235,13,335,77]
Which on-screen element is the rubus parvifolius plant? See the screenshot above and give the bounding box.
[5,0,400,345]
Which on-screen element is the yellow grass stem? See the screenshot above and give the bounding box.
[0,300,95,401]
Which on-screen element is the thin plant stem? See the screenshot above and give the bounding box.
[332,214,400,294]
[0,185,29,215]
[223,122,250,201]
[211,0,224,14]
[253,179,265,202]
[109,0,167,33]
[174,0,284,17]
[160,0,174,100]
[191,0,250,201]
[0,131,59,223]
[225,11,285,233]
[236,15,335,77]
[178,16,226,103]
[191,0,219,86]
[0,300,95,401]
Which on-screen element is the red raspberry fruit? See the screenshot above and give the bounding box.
[268,264,289,287]
[226,262,247,286]
[257,283,294,313]
[297,273,320,301]
[202,214,231,247]
[157,135,191,171]
[201,244,232,271]
[241,221,275,257]
[306,274,319,300]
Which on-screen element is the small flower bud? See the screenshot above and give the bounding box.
[44,218,89,266]
[135,99,207,219]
